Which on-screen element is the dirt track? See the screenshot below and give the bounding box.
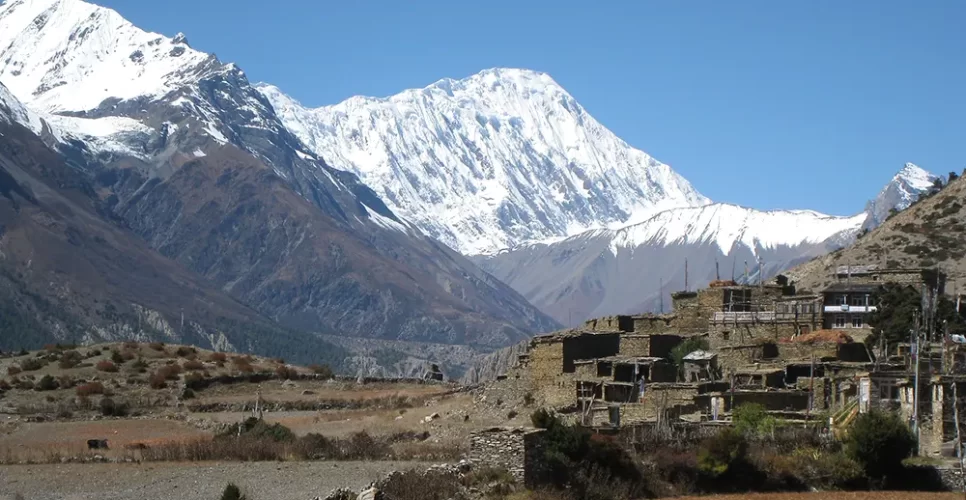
[0,461,429,500]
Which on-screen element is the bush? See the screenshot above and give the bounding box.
[58,350,82,369]
[309,364,334,378]
[130,357,149,373]
[76,382,105,396]
[7,366,21,376]
[221,483,246,500]
[182,388,196,400]
[184,371,206,390]
[175,346,195,358]
[846,409,916,480]
[20,358,44,371]
[110,350,124,364]
[95,360,118,373]
[35,374,59,391]
[149,371,168,389]
[148,342,164,351]
[733,403,779,438]
[219,417,296,443]
[183,359,204,371]
[275,365,298,380]
[697,428,748,478]
[99,397,129,417]
[210,352,228,363]
[158,364,182,380]
[531,408,558,429]
[507,410,518,419]
[0,379,10,391]
[57,375,75,389]
[345,431,391,459]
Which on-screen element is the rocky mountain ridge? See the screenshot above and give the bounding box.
[477,165,938,326]
[0,0,559,358]
[257,68,708,255]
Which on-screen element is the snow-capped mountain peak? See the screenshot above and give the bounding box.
[0,0,213,113]
[604,203,867,257]
[257,68,709,255]
[863,162,939,228]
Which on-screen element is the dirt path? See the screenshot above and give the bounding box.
[0,461,430,500]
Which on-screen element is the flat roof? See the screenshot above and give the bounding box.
[734,366,785,375]
[823,283,880,293]
[590,355,667,364]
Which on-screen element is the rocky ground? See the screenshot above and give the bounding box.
[0,461,429,500]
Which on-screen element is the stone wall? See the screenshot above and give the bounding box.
[632,315,678,334]
[528,341,575,408]
[720,390,810,412]
[619,335,652,357]
[469,427,545,485]
[639,384,701,421]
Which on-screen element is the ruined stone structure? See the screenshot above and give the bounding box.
[468,427,545,485]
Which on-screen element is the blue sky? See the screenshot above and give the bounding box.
[98,0,964,215]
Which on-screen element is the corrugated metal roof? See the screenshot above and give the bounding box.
[683,350,717,361]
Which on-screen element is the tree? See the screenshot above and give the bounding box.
[949,171,959,183]
[868,283,966,349]
[670,336,710,379]
[845,410,916,479]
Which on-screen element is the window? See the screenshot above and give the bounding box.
[834,294,848,306]
[724,289,753,312]
[850,295,868,307]
[834,315,847,328]
[722,331,730,341]
[852,315,864,328]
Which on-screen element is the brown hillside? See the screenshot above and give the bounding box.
[786,174,966,292]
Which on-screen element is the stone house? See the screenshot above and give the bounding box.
[682,350,719,382]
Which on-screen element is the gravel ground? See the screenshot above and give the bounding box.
[0,461,430,500]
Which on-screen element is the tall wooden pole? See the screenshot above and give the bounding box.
[953,381,965,498]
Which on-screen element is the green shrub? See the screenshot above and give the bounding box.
[35,374,59,391]
[99,397,129,417]
[845,409,916,479]
[221,483,246,500]
[530,408,558,429]
[697,428,748,478]
[20,358,44,371]
[218,417,295,443]
[733,403,779,438]
[110,350,124,364]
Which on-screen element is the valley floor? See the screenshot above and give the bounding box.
[0,461,429,500]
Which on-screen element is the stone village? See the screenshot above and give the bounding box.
[471,265,966,482]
